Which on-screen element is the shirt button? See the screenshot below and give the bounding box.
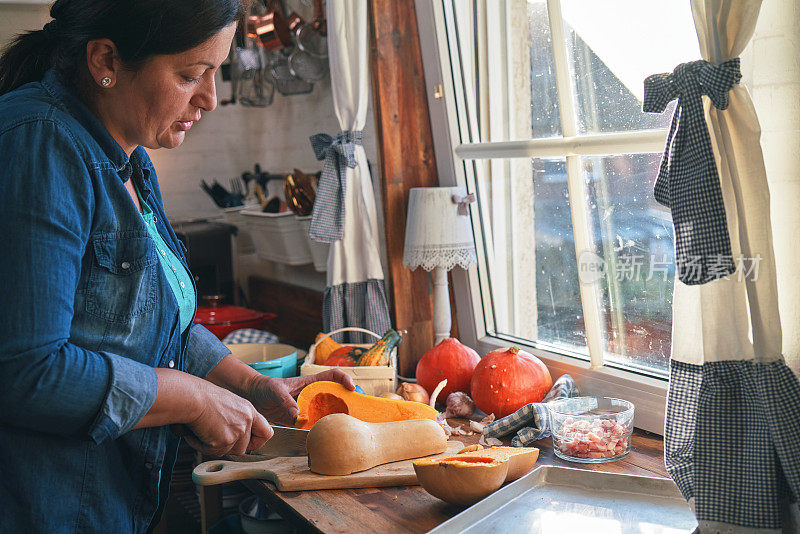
[171,266,177,272]
[153,216,157,223]
[168,360,175,368]
[121,261,130,269]
[160,249,166,256]
[179,282,185,288]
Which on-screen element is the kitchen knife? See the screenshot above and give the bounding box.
[251,425,309,457]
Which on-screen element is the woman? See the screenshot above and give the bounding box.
[0,1,352,532]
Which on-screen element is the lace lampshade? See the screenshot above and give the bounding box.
[403,186,477,271]
[403,186,477,344]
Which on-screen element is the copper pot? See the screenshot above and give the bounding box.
[246,1,292,52]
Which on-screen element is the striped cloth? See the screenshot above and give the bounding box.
[222,328,279,345]
[308,130,363,243]
[666,359,800,532]
[322,280,392,344]
[483,374,579,447]
[643,58,741,285]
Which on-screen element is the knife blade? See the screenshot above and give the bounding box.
[251,425,309,457]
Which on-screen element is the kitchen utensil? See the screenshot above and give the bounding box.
[192,440,465,489]
[286,11,304,35]
[287,48,327,83]
[284,169,317,216]
[255,425,308,457]
[428,465,697,533]
[193,294,276,340]
[267,50,314,96]
[253,183,268,209]
[246,0,292,52]
[547,396,634,463]
[296,0,328,58]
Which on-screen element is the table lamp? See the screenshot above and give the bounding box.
[403,186,477,344]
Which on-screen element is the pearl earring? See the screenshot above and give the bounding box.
[100,77,112,87]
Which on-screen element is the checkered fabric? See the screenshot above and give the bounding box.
[323,279,391,344]
[643,58,741,285]
[308,130,363,243]
[665,359,800,531]
[221,328,279,345]
[482,374,579,446]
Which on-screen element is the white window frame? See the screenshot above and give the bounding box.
[415,0,672,434]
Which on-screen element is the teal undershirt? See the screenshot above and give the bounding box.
[135,188,196,334]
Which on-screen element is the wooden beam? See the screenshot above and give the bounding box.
[369,0,441,377]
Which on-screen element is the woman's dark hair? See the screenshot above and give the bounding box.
[0,0,246,95]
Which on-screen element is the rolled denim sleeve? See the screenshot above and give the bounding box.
[0,120,157,443]
[184,324,231,378]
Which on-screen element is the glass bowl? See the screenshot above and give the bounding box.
[547,397,634,463]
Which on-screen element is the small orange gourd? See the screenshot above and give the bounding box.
[314,333,343,364]
[294,381,439,430]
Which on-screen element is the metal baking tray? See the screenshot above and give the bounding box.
[429,465,698,533]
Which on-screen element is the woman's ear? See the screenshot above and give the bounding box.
[85,39,120,88]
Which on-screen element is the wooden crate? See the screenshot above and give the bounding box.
[300,328,397,396]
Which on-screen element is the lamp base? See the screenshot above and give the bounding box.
[433,266,451,345]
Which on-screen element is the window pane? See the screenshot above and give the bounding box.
[472,157,586,355]
[443,0,561,143]
[581,154,674,376]
[528,0,562,138]
[560,0,701,134]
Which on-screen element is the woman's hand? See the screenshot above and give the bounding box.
[181,379,274,457]
[244,369,355,426]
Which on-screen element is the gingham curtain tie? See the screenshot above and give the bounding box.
[643,58,740,285]
[308,130,363,243]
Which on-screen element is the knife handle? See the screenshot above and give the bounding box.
[192,458,280,486]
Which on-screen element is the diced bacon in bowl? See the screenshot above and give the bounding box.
[547,397,634,463]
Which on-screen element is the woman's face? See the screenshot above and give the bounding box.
[102,23,237,154]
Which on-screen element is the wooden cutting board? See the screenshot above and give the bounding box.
[192,441,464,491]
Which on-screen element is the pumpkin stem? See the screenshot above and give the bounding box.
[508,346,521,355]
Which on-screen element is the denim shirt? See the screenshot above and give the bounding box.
[0,70,230,533]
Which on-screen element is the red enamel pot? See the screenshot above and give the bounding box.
[194,295,277,340]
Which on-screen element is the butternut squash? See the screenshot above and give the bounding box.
[295,381,438,430]
[413,455,510,506]
[459,446,539,481]
[307,414,448,475]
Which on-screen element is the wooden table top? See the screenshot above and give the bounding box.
[241,422,668,534]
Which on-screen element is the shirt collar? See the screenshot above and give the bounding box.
[40,69,154,186]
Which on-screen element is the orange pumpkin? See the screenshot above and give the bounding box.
[470,346,552,418]
[323,346,361,366]
[416,338,480,399]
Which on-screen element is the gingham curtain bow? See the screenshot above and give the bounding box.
[308,130,363,243]
[643,58,741,285]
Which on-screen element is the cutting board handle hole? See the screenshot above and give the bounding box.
[207,463,225,473]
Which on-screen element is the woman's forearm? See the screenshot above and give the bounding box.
[133,368,205,429]
[204,354,263,397]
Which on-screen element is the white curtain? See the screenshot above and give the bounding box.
[671,0,781,367]
[320,0,391,342]
[664,1,800,532]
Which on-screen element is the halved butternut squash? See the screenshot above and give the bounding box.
[307,414,448,475]
[413,455,510,506]
[459,446,539,481]
[295,381,439,430]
